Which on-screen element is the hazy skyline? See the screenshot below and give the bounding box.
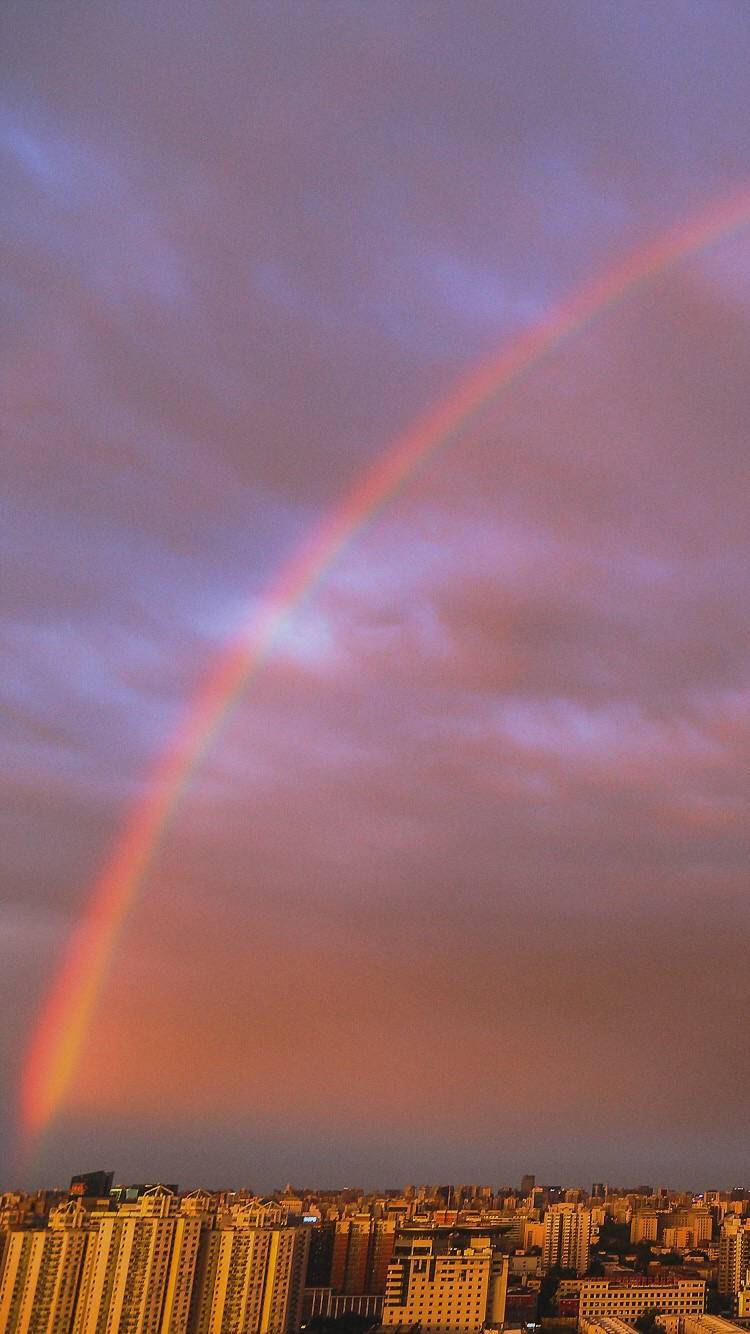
[2,0,749,1188]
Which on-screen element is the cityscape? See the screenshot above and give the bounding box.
[3,1,749,1331]
[1,1174,749,1332]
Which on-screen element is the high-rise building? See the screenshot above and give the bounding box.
[718,1218,750,1296]
[0,1202,93,1334]
[542,1203,592,1274]
[382,1235,508,1334]
[524,1219,546,1250]
[108,1183,179,1207]
[521,1175,536,1196]
[330,1216,396,1295]
[73,1185,200,1332]
[630,1210,660,1244]
[305,1221,335,1288]
[189,1220,309,1334]
[660,1208,713,1250]
[68,1172,114,1202]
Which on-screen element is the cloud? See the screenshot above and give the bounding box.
[2,0,749,1184]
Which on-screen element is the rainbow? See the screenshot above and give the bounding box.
[20,186,750,1148]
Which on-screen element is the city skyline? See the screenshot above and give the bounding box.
[2,0,749,1187]
[8,1179,747,1200]
[1,1175,748,1332]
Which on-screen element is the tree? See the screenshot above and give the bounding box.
[634,1307,666,1334]
[633,1241,656,1275]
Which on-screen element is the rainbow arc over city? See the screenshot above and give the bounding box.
[20,186,750,1151]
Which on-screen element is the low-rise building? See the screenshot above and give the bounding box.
[577,1276,705,1324]
[580,1316,640,1334]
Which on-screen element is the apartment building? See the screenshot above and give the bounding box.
[631,1212,661,1245]
[0,1185,314,1334]
[73,1186,200,1333]
[381,1234,508,1334]
[663,1212,714,1250]
[542,1204,592,1274]
[0,1202,93,1334]
[718,1218,750,1297]
[330,1216,397,1295]
[189,1218,309,1334]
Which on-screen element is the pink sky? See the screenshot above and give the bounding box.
[2,0,749,1188]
